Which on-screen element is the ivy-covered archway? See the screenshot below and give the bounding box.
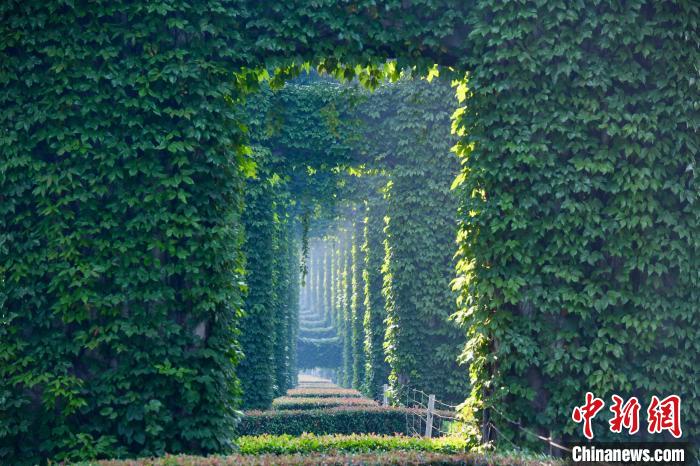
[1,1,697,463]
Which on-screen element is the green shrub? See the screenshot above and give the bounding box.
[237,406,419,436]
[271,396,376,410]
[286,388,362,398]
[296,382,337,388]
[77,450,559,466]
[236,433,473,455]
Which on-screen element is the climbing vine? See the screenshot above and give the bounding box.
[453,0,699,444]
[2,2,697,463]
[362,185,391,399]
[239,147,278,409]
[351,213,367,390]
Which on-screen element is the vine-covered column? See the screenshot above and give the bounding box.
[240,168,277,409]
[351,210,366,389]
[378,81,469,402]
[325,241,333,324]
[287,232,301,388]
[319,242,326,321]
[273,214,295,396]
[363,188,391,398]
[342,223,354,388]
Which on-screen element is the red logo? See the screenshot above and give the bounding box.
[572,393,682,439]
[647,395,682,438]
[609,394,641,435]
[572,392,605,440]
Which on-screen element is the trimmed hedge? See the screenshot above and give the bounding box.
[271,396,377,410]
[296,382,337,388]
[82,451,559,466]
[236,433,473,455]
[238,406,421,436]
[286,388,362,398]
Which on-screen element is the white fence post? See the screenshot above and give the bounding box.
[382,384,389,407]
[424,394,435,438]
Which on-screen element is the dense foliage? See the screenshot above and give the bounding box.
[360,188,391,399]
[351,216,367,389]
[1,2,251,462]
[368,81,470,403]
[239,154,277,409]
[272,217,299,396]
[2,1,696,463]
[452,0,699,445]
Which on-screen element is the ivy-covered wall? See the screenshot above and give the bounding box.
[2,1,697,463]
[453,0,699,444]
[1,2,251,462]
[342,228,354,388]
[285,227,301,390]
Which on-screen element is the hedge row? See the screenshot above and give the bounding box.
[296,382,337,388]
[235,433,473,455]
[286,388,362,398]
[82,451,557,466]
[238,406,419,436]
[271,396,377,411]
